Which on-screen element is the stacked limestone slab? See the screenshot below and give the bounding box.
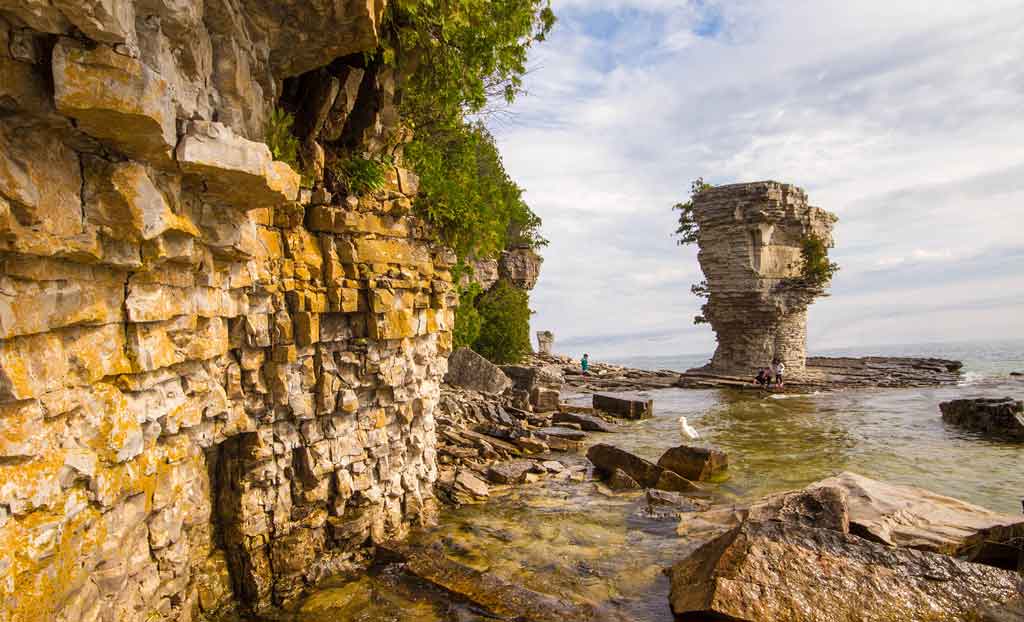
[692,182,837,376]
[0,2,456,621]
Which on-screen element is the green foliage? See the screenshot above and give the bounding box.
[266,107,315,188]
[266,108,300,169]
[453,282,484,349]
[798,234,840,287]
[378,0,552,261]
[329,155,392,195]
[405,122,545,259]
[673,177,713,246]
[472,281,532,364]
[383,0,556,128]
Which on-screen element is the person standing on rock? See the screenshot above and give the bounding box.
[772,359,785,388]
[581,353,590,374]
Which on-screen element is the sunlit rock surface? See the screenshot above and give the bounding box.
[0,1,458,620]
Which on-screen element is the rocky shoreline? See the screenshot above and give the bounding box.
[390,348,1022,621]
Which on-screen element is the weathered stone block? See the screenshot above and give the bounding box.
[83,159,198,242]
[176,121,300,208]
[52,40,175,164]
[657,445,728,481]
[592,394,652,420]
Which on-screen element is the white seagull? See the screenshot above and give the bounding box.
[679,416,700,441]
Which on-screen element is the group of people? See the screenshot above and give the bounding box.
[754,359,785,390]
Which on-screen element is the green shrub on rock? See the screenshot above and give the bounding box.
[453,281,484,349]
[472,281,532,364]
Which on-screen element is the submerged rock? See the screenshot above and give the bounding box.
[445,348,513,395]
[552,411,617,433]
[592,394,653,420]
[669,518,1019,622]
[657,445,728,481]
[377,542,621,622]
[940,397,1024,440]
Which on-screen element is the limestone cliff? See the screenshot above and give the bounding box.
[691,181,837,376]
[0,2,457,621]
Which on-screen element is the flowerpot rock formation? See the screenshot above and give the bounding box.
[691,181,838,376]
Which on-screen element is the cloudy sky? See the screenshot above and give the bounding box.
[490,0,1024,359]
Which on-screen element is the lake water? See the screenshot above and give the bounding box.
[285,340,1024,621]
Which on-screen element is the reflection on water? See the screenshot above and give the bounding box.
[291,372,1024,621]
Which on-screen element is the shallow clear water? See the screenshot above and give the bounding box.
[288,348,1024,621]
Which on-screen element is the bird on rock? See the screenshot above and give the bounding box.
[679,416,699,440]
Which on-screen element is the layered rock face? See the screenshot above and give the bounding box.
[692,182,837,375]
[0,2,456,621]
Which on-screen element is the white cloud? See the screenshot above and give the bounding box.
[492,0,1024,357]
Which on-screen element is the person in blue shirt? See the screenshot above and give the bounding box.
[581,353,590,373]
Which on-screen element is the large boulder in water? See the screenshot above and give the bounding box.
[586,444,701,493]
[669,517,1019,621]
[939,397,1024,440]
[445,348,512,395]
[813,471,1024,569]
[657,445,728,481]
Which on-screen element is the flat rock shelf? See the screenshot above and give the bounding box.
[679,356,964,391]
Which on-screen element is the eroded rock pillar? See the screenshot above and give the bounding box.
[692,181,837,376]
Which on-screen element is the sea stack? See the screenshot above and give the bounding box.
[691,181,838,376]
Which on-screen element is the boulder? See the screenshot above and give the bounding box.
[586,444,701,493]
[592,394,652,420]
[656,445,728,481]
[444,348,512,395]
[669,519,1019,621]
[453,470,489,499]
[530,386,560,413]
[486,460,536,485]
[747,485,850,533]
[501,364,563,392]
[813,472,1024,569]
[606,469,641,491]
[939,397,1024,440]
[552,411,617,433]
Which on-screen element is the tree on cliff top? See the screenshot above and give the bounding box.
[381,0,553,260]
[672,177,712,246]
[383,0,556,128]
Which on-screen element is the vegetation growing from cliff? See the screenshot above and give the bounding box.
[672,177,713,246]
[471,280,533,364]
[266,107,315,188]
[381,0,552,259]
[372,1,553,362]
[797,234,839,288]
[405,123,545,259]
[328,154,392,195]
